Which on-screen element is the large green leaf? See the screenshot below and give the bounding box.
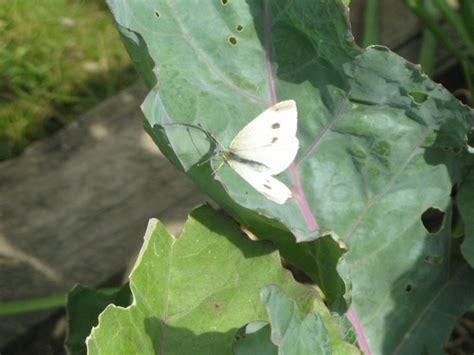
[86,205,343,354]
[108,0,471,239]
[107,0,474,353]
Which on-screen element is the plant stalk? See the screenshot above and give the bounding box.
[432,0,474,56]
[458,0,474,40]
[0,295,65,316]
[0,288,119,316]
[361,0,378,47]
[418,0,438,76]
[402,0,467,64]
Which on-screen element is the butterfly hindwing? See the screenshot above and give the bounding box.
[227,159,292,204]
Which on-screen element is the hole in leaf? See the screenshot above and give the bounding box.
[452,146,462,154]
[154,10,160,19]
[408,91,428,104]
[424,255,443,265]
[236,24,243,32]
[405,284,412,292]
[228,36,237,45]
[374,45,389,52]
[221,0,229,5]
[421,207,445,234]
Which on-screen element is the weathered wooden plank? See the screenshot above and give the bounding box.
[350,0,420,57]
[0,83,206,346]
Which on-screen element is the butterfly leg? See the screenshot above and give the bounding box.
[211,160,225,175]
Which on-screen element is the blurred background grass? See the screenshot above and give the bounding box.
[0,0,138,161]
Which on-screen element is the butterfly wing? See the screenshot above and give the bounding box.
[229,100,299,175]
[227,159,292,204]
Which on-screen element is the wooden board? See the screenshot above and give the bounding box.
[0,83,206,347]
[350,0,420,56]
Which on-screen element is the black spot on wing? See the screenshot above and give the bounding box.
[271,137,278,143]
[271,123,280,129]
[263,184,272,189]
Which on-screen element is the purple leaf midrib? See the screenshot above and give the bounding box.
[262,0,318,232]
[261,1,370,353]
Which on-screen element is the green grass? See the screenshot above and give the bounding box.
[0,0,138,161]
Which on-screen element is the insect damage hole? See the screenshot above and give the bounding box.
[236,24,243,32]
[424,255,443,265]
[421,207,445,234]
[154,10,161,19]
[221,0,229,5]
[228,36,237,45]
[405,284,413,292]
[408,91,428,104]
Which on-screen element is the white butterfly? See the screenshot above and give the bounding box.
[218,100,299,204]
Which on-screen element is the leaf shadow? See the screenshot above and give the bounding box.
[144,316,239,354]
[245,0,356,109]
[189,203,278,259]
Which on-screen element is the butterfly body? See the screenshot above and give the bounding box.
[223,151,270,171]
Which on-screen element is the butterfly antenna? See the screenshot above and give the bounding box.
[197,154,213,167]
[161,122,225,150]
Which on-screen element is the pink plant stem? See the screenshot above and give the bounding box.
[347,307,371,354]
[288,165,319,231]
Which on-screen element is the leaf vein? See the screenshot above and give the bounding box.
[343,127,431,241]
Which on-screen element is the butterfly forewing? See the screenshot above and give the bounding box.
[228,100,298,175]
